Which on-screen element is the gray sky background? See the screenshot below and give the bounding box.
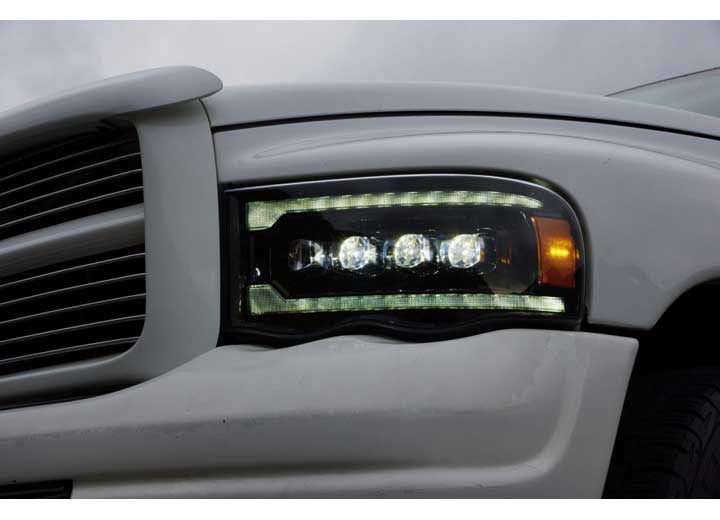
[1,20,720,113]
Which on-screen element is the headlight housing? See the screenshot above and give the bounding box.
[224,174,585,344]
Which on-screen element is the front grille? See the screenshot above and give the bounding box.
[0,127,143,240]
[0,245,146,375]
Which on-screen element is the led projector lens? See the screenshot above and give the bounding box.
[225,174,585,342]
[444,234,485,268]
[393,234,432,268]
[338,236,378,271]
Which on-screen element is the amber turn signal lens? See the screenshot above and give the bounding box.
[532,216,578,288]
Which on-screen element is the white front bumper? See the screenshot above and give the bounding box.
[0,329,637,497]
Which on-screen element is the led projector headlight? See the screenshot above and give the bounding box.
[225,175,585,343]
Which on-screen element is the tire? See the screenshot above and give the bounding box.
[604,369,720,498]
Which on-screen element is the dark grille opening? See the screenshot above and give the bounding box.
[0,245,146,375]
[0,480,72,499]
[0,127,143,240]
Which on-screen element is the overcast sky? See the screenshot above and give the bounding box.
[1,20,720,113]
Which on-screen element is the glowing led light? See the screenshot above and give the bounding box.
[247,191,544,230]
[338,236,377,271]
[393,234,433,268]
[549,246,571,259]
[445,234,485,268]
[288,239,327,271]
[248,284,566,315]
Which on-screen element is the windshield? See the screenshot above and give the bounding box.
[611,67,720,118]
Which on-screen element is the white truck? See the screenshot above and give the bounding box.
[1,66,720,498]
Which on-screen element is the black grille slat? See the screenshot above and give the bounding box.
[0,252,145,291]
[0,338,140,369]
[0,136,138,190]
[0,153,141,203]
[0,245,146,375]
[0,294,146,327]
[0,186,144,237]
[0,129,143,240]
[0,320,143,366]
[0,315,146,348]
[0,167,142,214]
[0,273,146,312]
[1,132,112,170]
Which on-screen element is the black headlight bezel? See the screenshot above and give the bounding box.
[220,173,587,346]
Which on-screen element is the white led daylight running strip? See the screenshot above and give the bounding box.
[246,191,544,231]
[247,284,565,315]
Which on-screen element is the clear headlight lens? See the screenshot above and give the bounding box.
[225,175,585,343]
